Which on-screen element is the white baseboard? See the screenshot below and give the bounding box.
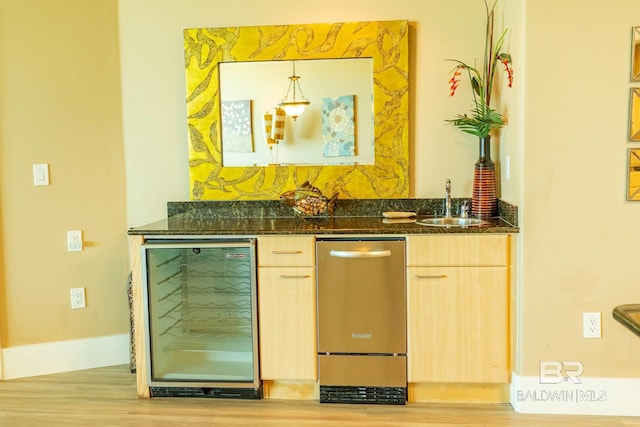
[1,333,130,380]
[511,372,640,416]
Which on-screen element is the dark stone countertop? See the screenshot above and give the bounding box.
[128,214,517,236]
[613,304,640,338]
[128,198,519,236]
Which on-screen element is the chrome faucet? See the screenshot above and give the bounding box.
[445,179,452,218]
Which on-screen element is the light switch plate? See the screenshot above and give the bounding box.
[33,164,49,186]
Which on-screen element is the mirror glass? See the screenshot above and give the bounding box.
[632,27,640,81]
[183,21,409,201]
[628,148,640,200]
[220,58,374,167]
[629,88,640,141]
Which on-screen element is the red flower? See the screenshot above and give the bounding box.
[502,59,513,88]
[449,67,462,97]
[445,1,513,138]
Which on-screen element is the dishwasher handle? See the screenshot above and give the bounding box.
[329,249,392,259]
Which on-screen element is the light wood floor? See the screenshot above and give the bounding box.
[0,365,639,426]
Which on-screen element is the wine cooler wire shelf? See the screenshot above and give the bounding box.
[152,252,251,282]
[162,332,253,352]
[156,272,251,284]
[158,313,253,337]
[155,295,251,317]
[188,300,251,308]
[149,248,255,351]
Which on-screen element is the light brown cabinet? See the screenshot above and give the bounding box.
[406,234,511,384]
[257,236,317,381]
[130,231,515,401]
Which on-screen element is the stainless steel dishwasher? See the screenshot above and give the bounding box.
[316,238,406,404]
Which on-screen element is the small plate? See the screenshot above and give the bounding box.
[382,211,417,219]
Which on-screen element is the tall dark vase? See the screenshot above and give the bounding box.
[472,136,497,218]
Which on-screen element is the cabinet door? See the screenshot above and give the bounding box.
[407,266,509,383]
[258,267,317,380]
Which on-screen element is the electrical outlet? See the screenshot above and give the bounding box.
[70,287,86,309]
[583,312,601,338]
[67,230,83,252]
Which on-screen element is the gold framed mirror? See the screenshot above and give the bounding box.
[628,148,640,201]
[629,88,640,141]
[632,27,640,81]
[183,21,409,200]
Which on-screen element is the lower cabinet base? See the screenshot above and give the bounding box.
[262,380,318,400]
[260,381,509,403]
[408,383,510,404]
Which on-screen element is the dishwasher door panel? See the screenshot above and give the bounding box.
[316,239,406,354]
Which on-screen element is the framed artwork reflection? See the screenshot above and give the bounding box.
[221,100,253,153]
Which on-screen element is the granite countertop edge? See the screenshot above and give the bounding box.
[127,216,518,236]
[128,198,519,236]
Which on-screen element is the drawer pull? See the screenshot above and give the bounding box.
[279,274,310,279]
[414,274,448,279]
[271,250,303,255]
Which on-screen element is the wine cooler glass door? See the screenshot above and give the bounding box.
[142,240,259,388]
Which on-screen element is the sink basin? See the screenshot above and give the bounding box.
[416,217,485,227]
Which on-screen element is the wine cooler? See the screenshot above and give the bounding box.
[141,238,261,398]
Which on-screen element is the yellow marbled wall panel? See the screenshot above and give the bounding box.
[184,20,409,200]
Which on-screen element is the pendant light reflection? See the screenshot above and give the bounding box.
[279,61,310,120]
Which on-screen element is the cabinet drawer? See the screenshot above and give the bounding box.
[406,234,509,267]
[258,236,315,267]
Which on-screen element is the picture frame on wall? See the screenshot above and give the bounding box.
[628,88,640,141]
[631,27,640,82]
[627,148,640,201]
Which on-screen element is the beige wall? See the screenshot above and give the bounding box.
[520,0,640,376]
[0,0,129,348]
